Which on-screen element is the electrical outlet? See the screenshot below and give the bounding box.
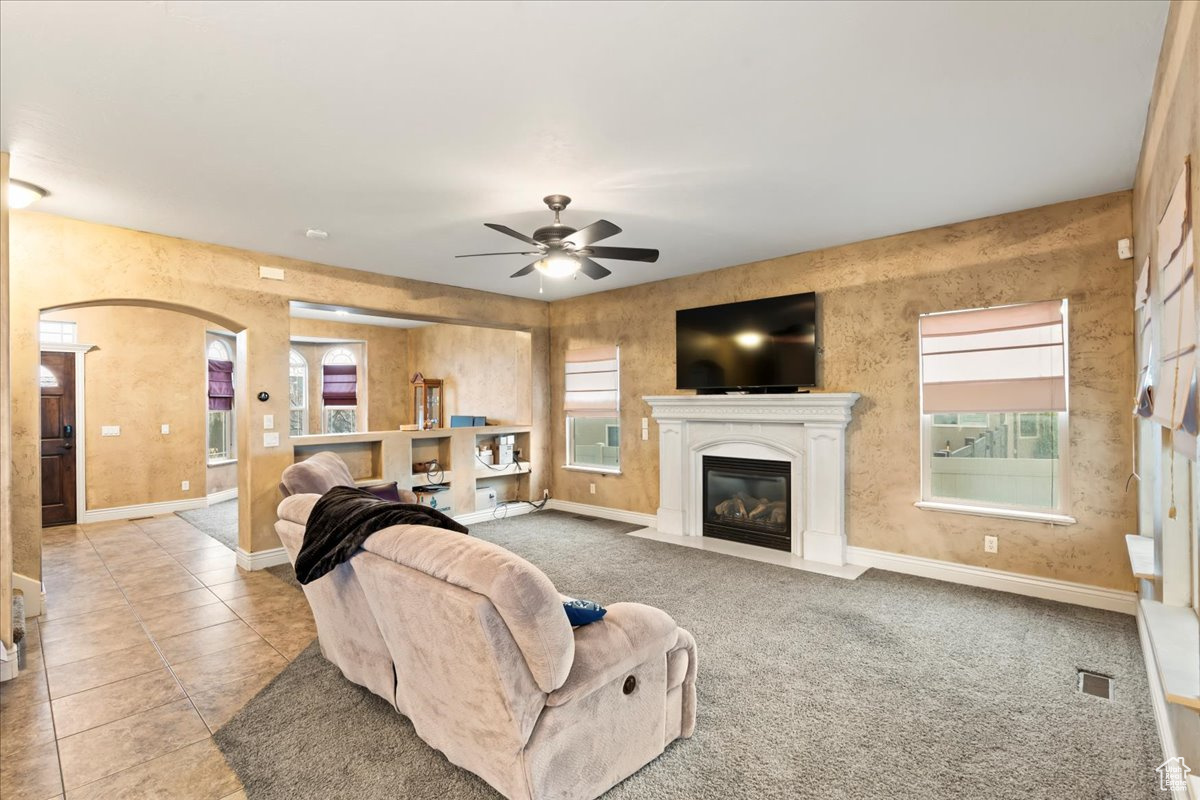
[543,489,550,500]
[181,480,190,491]
[984,535,998,554]
[161,424,170,435]
[589,483,596,495]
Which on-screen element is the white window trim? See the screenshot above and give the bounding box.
[289,349,308,436]
[561,464,623,475]
[918,411,1073,523]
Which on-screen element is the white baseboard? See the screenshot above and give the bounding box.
[12,573,45,619]
[235,546,290,571]
[845,546,1137,615]
[455,503,539,526]
[206,488,238,506]
[545,499,657,528]
[1136,602,1190,800]
[81,497,207,524]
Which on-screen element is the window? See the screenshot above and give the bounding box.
[565,346,620,471]
[39,320,77,344]
[322,347,358,434]
[206,338,235,462]
[918,300,1070,522]
[289,350,308,436]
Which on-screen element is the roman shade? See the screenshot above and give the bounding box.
[207,359,234,411]
[919,300,1067,414]
[322,364,358,406]
[565,346,619,418]
[1151,164,1195,439]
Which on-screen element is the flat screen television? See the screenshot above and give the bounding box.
[676,292,817,392]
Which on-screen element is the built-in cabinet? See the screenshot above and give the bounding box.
[291,425,532,518]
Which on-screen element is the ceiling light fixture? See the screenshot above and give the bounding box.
[8,179,47,209]
[534,253,581,279]
[305,228,329,240]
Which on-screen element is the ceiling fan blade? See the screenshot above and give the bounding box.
[583,246,659,263]
[510,261,539,278]
[578,257,612,280]
[484,223,542,247]
[455,251,538,258]
[563,219,621,248]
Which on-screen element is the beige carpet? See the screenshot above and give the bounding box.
[216,511,1160,799]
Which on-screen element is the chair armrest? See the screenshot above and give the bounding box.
[277,493,321,526]
[546,602,678,707]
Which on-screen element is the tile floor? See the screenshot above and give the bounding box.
[1,514,316,800]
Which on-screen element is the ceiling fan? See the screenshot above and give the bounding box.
[456,195,659,282]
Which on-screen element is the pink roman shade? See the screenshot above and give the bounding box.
[564,346,619,418]
[207,359,234,411]
[920,300,1067,414]
[322,364,358,406]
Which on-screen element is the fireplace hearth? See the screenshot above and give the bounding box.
[702,455,791,551]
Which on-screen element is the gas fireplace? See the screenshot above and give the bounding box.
[702,455,791,551]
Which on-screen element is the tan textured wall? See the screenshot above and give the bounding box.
[406,324,533,426]
[206,462,237,495]
[550,192,1136,590]
[1130,0,1200,767]
[41,307,209,509]
[290,318,411,431]
[9,213,551,579]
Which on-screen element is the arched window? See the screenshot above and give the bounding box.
[321,347,359,433]
[289,349,308,436]
[323,347,356,366]
[207,339,231,361]
[206,337,235,462]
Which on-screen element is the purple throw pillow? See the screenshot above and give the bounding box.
[364,482,403,502]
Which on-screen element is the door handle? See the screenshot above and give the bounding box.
[63,442,73,450]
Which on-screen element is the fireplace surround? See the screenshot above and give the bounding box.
[644,393,859,566]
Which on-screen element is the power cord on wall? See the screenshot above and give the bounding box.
[492,490,550,520]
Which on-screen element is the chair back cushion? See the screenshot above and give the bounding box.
[360,524,574,693]
[279,451,356,497]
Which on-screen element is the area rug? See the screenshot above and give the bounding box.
[215,510,1161,799]
[176,498,239,550]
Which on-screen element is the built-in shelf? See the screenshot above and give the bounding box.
[475,462,532,479]
[1140,599,1200,710]
[1125,533,1157,580]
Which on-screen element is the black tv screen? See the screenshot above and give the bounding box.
[676,292,817,391]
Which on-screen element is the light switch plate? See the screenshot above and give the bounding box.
[263,414,274,430]
[263,432,281,447]
[161,424,170,434]
[259,265,285,281]
[101,425,120,437]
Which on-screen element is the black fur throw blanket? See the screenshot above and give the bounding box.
[295,485,468,585]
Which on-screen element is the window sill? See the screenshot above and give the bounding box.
[1140,599,1200,710]
[207,458,237,467]
[562,465,622,476]
[914,500,1076,526]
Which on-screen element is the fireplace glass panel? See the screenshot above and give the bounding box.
[702,456,791,551]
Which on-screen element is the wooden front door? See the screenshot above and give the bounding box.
[41,351,77,527]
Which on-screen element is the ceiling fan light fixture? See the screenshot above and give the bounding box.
[535,253,580,278]
[8,179,47,209]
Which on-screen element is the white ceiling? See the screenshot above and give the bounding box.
[0,1,1168,301]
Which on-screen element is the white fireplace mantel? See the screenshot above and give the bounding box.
[644,393,860,566]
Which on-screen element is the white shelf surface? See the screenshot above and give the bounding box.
[1125,533,1157,580]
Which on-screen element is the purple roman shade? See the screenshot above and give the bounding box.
[207,359,234,411]
[322,364,357,405]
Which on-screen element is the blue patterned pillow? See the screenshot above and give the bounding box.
[562,597,606,626]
